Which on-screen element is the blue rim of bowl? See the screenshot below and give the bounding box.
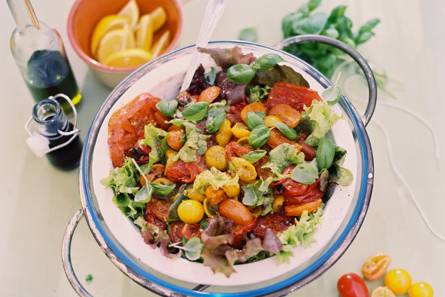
[80,40,374,297]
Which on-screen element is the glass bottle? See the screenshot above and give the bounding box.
[27,95,83,170]
[7,0,82,110]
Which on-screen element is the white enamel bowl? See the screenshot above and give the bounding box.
[67,39,375,297]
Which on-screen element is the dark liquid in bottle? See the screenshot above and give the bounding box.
[26,50,81,109]
[47,122,83,170]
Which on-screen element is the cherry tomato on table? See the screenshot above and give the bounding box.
[337,273,369,297]
[384,268,412,295]
[409,282,434,297]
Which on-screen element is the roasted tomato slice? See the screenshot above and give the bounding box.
[225,141,253,159]
[267,129,295,148]
[266,82,320,112]
[182,223,201,240]
[299,142,316,161]
[227,102,247,124]
[168,221,184,243]
[108,93,162,167]
[145,199,171,229]
[253,212,293,238]
[282,179,323,205]
[165,160,204,183]
[255,156,272,180]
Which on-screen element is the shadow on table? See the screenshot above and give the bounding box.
[76,70,112,137]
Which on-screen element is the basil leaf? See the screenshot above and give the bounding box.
[319,168,330,192]
[246,111,265,130]
[151,183,175,197]
[248,125,270,148]
[156,100,178,117]
[134,184,153,203]
[316,136,336,170]
[167,187,187,222]
[206,105,226,134]
[227,64,256,84]
[239,27,258,42]
[274,121,297,140]
[251,54,284,71]
[242,150,267,164]
[254,65,309,87]
[205,67,217,85]
[330,164,353,186]
[182,102,209,122]
[291,160,319,184]
[293,12,328,35]
[183,237,204,261]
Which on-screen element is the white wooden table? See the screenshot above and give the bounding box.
[0,0,444,296]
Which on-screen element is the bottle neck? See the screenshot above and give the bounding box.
[32,98,68,138]
[7,0,40,30]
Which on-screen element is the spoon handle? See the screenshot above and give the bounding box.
[180,0,226,92]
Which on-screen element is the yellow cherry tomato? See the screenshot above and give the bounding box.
[205,145,227,170]
[215,119,232,146]
[231,122,250,139]
[186,189,205,201]
[177,200,204,224]
[372,287,396,297]
[230,157,257,182]
[409,282,434,297]
[272,195,284,212]
[222,183,240,198]
[264,115,281,128]
[384,269,412,295]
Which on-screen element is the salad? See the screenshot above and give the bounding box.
[103,47,352,277]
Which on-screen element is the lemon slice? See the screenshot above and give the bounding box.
[103,48,152,68]
[90,15,128,55]
[118,0,139,28]
[96,27,135,63]
[151,30,171,58]
[149,7,167,32]
[135,14,154,51]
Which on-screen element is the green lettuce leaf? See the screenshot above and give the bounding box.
[291,159,319,184]
[102,158,139,194]
[303,100,341,139]
[170,120,209,162]
[263,143,305,175]
[143,124,168,166]
[191,167,239,194]
[277,207,323,262]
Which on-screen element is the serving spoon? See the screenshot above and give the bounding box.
[180,0,227,92]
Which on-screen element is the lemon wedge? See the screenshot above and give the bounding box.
[103,48,152,68]
[96,26,135,63]
[151,30,171,58]
[135,14,154,51]
[90,15,128,55]
[149,7,167,32]
[118,0,139,28]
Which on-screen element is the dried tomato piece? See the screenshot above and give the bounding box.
[253,213,293,238]
[108,93,162,167]
[266,82,320,112]
[227,102,247,124]
[225,141,252,159]
[165,160,204,183]
[182,223,201,240]
[282,179,323,205]
[231,219,256,248]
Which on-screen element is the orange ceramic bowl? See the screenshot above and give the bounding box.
[67,0,183,88]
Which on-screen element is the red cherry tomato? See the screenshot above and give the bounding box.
[337,273,369,297]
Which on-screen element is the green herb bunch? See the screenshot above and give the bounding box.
[282,0,380,78]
